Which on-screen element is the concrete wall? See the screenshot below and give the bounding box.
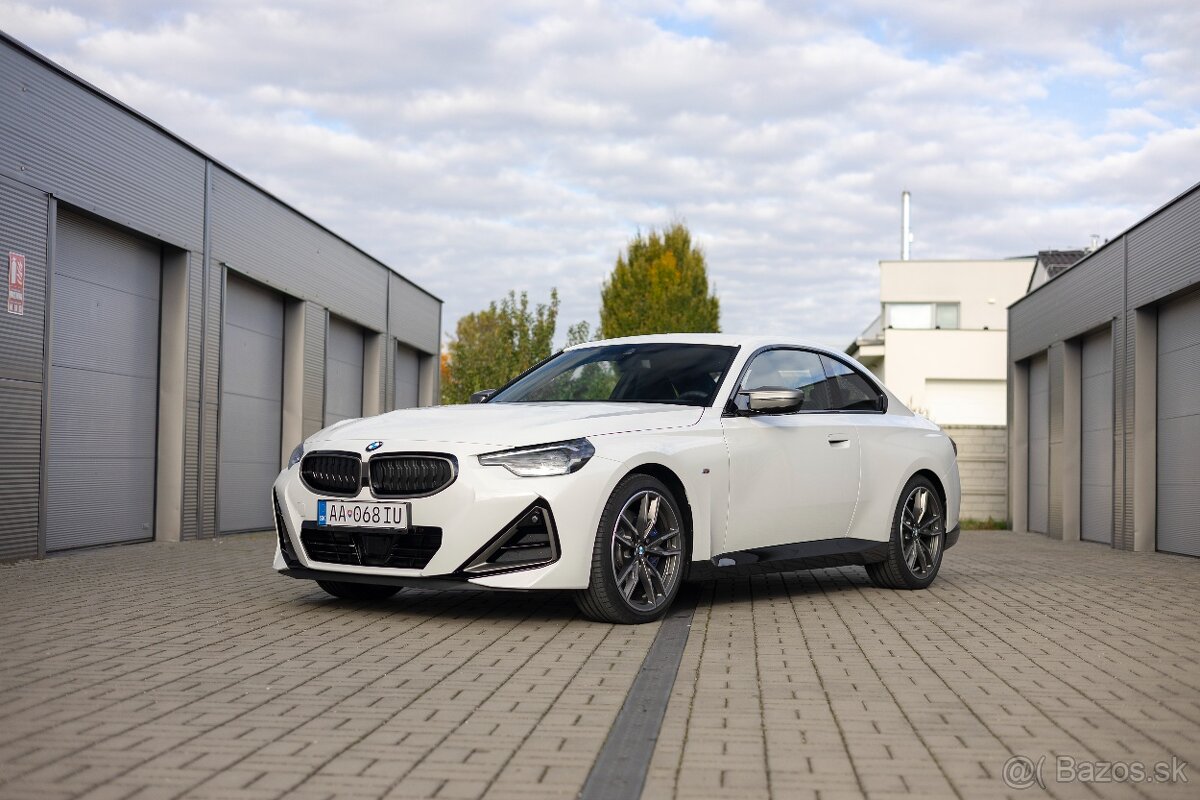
[943,425,1008,521]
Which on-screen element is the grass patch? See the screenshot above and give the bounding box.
[960,517,1011,531]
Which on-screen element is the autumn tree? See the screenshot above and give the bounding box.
[441,290,559,404]
[599,222,720,338]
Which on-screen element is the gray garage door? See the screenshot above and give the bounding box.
[1157,289,1200,557]
[394,343,420,409]
[47,211,161,551]
[219,274,284,533]
[1028,353,1049,534]
[1080,329,1113,544]
[325,315,364,425]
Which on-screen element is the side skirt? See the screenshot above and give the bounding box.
[689,537,889,581]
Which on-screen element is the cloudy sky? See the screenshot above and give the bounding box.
[4,1,1198,348]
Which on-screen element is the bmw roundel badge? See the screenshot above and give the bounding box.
[366,441,384,452]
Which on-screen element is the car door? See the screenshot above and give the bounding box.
[720,348,861,555]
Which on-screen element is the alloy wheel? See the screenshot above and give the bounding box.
[609,489,682,612]
[901,485,943,577]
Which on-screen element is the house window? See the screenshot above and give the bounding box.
[886,302,960,329]
[935,303,960,329]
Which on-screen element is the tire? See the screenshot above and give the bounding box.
[866,475,946,590]
[317,580,401,601]
[574,474,689,624]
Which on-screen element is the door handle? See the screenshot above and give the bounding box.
[827,433,850,445]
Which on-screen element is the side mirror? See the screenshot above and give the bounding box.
[744,387,804,413]
[469,389,497,404]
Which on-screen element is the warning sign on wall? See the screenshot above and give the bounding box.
[7,252,24,315]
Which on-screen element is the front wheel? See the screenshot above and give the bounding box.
[866,475,945,590]
[317,580,401,601]
[574,475,689,624]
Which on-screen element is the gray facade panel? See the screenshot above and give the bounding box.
[0,177,47,384]
[303,302,326,438]
[390,273,440,355]
[1009,246,1123,362]
[182,253,203,540]
[47,211,160,551]
[1157,289,1200,557]
[1080,329,1113,543]
[394,343,421,409]
[218,274,284,533]
[325,315,364,425]
[0,40,205,251]
[0,379,42,560]
[1028,354,1049,533]
[209,166,388,332]
[1047,344,1064,538]
[1128,189,1200,309]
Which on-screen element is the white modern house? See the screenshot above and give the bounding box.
[849,258,1033,424]
[849,252,1080,521]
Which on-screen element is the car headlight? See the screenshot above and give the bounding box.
[287,443,306,469]
[478,438,596,477]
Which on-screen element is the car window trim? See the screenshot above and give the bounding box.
[722,345,887,417]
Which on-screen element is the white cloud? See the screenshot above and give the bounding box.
[2,0,1197,349]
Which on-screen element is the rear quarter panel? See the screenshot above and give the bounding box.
[847,413,961,541]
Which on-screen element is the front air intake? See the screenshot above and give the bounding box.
[274,491,301,568]
[460,501,559,575]
[369,455,457,497]
[300,452,362,496]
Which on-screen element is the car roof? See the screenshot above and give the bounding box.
[563,333,842,356]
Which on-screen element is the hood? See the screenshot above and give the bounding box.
[309,402,705,450]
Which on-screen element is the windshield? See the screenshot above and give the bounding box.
[490,343,738,406]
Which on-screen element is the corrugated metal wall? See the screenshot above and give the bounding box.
[1009,181,1200,553]
[0,36,441,558]
[210,167,388,333]
[0,40,204,251]
[390,273,441,355]
[0,176,47,560]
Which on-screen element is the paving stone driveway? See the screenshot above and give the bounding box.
[1,531,1197,800]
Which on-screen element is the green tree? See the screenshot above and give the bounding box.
[441,289,559,404]
[566,320,593,347]
[599,222,720,338]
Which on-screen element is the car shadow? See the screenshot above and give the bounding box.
[289,566,871,623]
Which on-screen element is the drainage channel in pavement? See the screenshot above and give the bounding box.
[579,586,700,800]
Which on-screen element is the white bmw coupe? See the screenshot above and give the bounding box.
[273,334,960,623]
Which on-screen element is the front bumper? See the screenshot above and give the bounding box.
[273,442,621,590]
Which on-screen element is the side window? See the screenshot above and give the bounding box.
[736,349,831,411]
[820,355,883,412]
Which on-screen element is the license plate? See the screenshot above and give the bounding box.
[317,500,409,530]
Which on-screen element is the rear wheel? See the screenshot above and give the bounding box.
[866,475,945,590]
[574,475,688,624]
[317,580,401,601]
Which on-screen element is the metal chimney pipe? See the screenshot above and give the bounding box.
[901,190,911,260]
